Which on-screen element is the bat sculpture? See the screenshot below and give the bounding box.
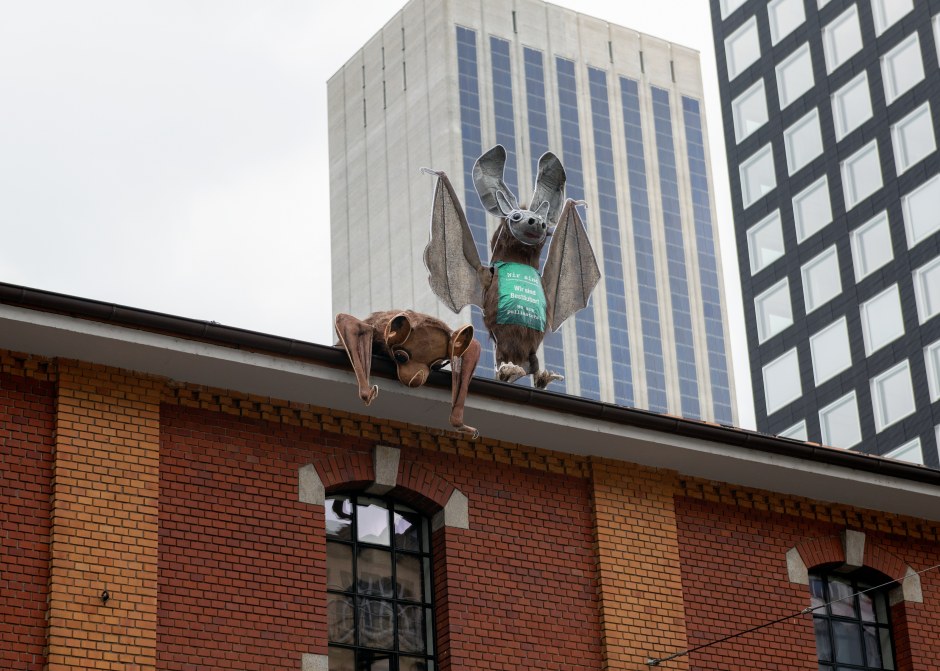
[423,145,600,388]
[335,310,481,438]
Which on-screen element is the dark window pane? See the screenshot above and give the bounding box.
[327,542,354,591]
[859,589,876,622]
[358,548,394,598]
[357,498,391,546]
[326,497,354,540]
[425,608,435,655]
[880,628,895,669]
[814,617,832,661]
[393,508,422,551]
[832,621,863,665]
[400,657,431,671]
[863,625,882,667]
[328,646,355,671]
[396,554,422,601]
[328,593,355,645]
[359,650,391,670]
[875,592,890,624]
[829,578,855,617]
[359,598,395,650]
[398,603,425,653]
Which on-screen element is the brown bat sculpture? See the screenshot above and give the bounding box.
[423,145,600,388]
[335,310,481,438]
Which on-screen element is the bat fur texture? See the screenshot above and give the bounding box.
[335,310,481,438]
[423,144,600,389]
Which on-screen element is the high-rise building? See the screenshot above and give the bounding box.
[710,0,940,466]
[330,0,738,424]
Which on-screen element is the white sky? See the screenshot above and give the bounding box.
[0,0,755,427]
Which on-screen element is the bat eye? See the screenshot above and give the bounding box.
[393,350,410,364]
[509,212,523,223]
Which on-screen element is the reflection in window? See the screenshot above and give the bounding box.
[732,79,768,142]
[892,102,935,175]
[842,141,883,210]
[820,392,862,448]
[326,495,435,671]
[810,569,896,670]
[784,108,823,175]
[860,284,905,356]
[832,71,873,141]
[882,33,924,104]
[725,17,761,80]
[823,6,863,73]
[719,0,747,20]
[769,0,805,44]
[927,338,940,403]
[810,318,852,386]
[872,0,913,36]
[902,173,940,249]
[776,43,814,109]
[793,176,832,243]
[747,210,785,274]
[755,278,793,343]
[851,212,893,282]
[886,437,923,464]
[913,256,940,323]
[801,246,842,314]
[740,144,776,208]
[871,360,916,432]
[763,348,802,414]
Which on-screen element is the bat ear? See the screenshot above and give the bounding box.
[530,152,566,225]
[473,145,519,217]
[385,312,413,347]
[450,324,474,358]
[533,200,550,220]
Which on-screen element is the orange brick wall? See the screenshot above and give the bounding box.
[49,361,162,671]
[0,372,55,671]
[591,459,689,670]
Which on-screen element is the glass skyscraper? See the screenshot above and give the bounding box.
[329,0,737,423]
[710,0,940,466]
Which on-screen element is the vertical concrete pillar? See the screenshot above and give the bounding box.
[590,458,689,670]
[48,361,161,671]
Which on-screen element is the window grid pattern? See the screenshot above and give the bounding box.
[652,86,701,419]
[810,571,895,671]
[557,57,600,400]
[682,95,734,424]
[524,46,566,382]
[326,495,436,671]
[456,26,495,374]
[587,68,633,406]
[621,77,668,412]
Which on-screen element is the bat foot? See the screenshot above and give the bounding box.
[534,370,564,389]
[497,362,527,384]
[452,423,480,440]
[360,385,378,406]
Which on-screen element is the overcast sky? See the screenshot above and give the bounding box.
[0,0,754,427]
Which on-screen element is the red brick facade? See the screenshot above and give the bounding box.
[1,350,939,670]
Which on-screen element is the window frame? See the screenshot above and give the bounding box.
[793,176,833,243]
[913,256,940,323]
[755,277,793,343]
[872,0,913,36]
[801,246,842,314]
[762,347,802,415]
[725,16,761,80]
[891,101,936,175]
[747,209,785,274]
[732,78,769,143]
[859,284,905,356]
[851,211,894,282]
[768,0,806,44]
[823,5,863,73]
[776,42,814,109]
[885,437,924,464]
[819,391,862,448]
[784,108,823,175]
[841,140,883,210]
[901,173,940,250]
[925,338,940,403]
[740,143,777,208]
[881,32,925,105]
[832,70,873,141]
[810,317,852,386]
[871,359,916,432]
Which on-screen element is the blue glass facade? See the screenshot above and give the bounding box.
[651,86,701,419]
[489,37,518,195]
[556,57,600,400]
[523,46,566,382]
[620,77,669,413]
[682,96,733,424]
[587,67,633,406]
[456,26,495,373]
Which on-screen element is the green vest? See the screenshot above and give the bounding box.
[495,261,547,332]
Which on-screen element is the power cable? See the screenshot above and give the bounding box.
[645,562,940,667]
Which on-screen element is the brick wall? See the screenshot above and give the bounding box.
[0,372,55,671]
[675,484,940,671]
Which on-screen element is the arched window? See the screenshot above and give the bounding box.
[325,494,435,671]
[810,568,896,670]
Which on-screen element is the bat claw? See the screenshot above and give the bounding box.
[360,385,378,406]
[534,369,564,389]
[497,362,527,384]
[453,423,479,440]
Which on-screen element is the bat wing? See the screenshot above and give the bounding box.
[541,200,600,332]
[423,170,485,313]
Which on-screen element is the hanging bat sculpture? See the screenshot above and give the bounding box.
[335,310,481,437]
[423,145,600,388]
